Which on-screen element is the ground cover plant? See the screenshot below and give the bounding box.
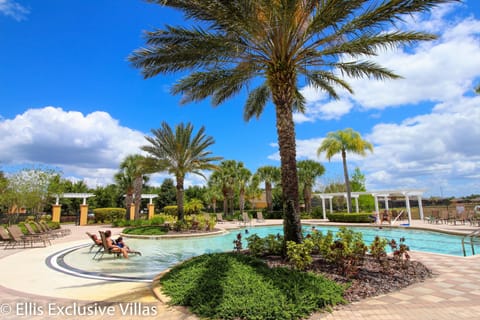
[160,253,345,320]
[122,226,168,235]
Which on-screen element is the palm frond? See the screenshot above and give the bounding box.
[244,84,270,121]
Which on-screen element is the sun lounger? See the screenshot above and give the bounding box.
[216,213,225,223]
[23,223,52,245]
[0,226,13,248]
[256,211,265,222]
[6,225,49,248]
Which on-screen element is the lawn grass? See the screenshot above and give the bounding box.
[160,253,345,320]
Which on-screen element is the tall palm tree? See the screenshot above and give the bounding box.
[209,160,241,216]
[236,165,252,215]
[130,0,454,243]
[114,154,151,220]
[317,128,373,213]
[141,122,222,221]
[204,182,223,214]
[297,160,325,214]
[254,166,281,214]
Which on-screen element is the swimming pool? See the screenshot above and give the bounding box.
[54,225,479,282]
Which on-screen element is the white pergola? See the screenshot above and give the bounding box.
[141,194,158,204]
[314,189,425,225]
[55,193,95,204]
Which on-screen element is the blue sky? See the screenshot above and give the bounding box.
[0,0,479,197]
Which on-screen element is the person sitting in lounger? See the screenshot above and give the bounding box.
[105,230,128,259]
[91,234,102,245]
[115,236,130,250]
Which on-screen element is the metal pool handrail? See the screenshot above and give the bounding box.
[462,229,480,256]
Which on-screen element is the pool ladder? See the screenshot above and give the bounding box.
[462,229,480,256]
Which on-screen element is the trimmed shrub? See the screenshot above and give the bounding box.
[93,208,126,223]
[326,212,373,223]
[160,253,345,320]
[163,205,178,216]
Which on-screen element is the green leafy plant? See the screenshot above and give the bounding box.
[389,237,410,267]
[286,239,314,271]
[160,253,345,320]
[327,227,368,277]
[369,235,388,263]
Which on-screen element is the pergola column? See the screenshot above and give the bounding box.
[129,203,135,221]
[79,204,88,226]
[321,197,327,220]
[417,195,424,221]
[52,204,62,223]
[405,195,412,224]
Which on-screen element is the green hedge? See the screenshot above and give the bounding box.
[93,208,126,223]
[326,212,373,223]
[160,253,345,320]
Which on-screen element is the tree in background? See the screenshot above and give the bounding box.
[209,160,242,216]
[236,165,252,215]
[114,154,151,220]
[142,122,222,221]
[254,166,281,214]
[297,160,325,214]
[130,0,453,244]
[206,176,223,214]
[155,178,177,211]
[350,167,375,211]
[318,128,373,213]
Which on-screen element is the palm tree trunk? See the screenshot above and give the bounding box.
[266,182,273,213]
[176,177,185,221]
[239,190,245,214]
[133,176,143,220]
[342,150,352,213]
[272,73,302,244]
[125,190,133,220]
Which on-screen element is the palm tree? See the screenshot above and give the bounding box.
[297,160,325,214]
[254,166,281,214]
[141,122,222,221]
[236,165,252,215]
[130,0,453,243]
[209,160,241,216]
[317,128,373,213]
[114,154,150,220]
[204,182,223,214]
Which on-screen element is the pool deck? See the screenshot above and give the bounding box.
[0,220,479,319]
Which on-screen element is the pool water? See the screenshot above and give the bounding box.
[61,225,479,280]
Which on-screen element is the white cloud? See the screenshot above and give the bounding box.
[0,0,29,21]
[0,106,146,187]
[361,96,480,196]
[297,3,480,119]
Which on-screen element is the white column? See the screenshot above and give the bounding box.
[329,197,333,213]
[384,196,389,211]
[405,195,412,224]
[344,194,350,213]
[355,196,359,213]
[321,197,326,220]
[374,195,379,215]
[417,195,424,221]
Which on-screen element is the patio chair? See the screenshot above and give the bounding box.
[380,210,391,224]
[256,211,265,223]
[93,231,122,260]
[40,221,70,236]
[86,231,103,254]
[23,223,52,246]
[0,226,13,248]
[240,212,252,227]
[216,213,225,223]
[6,225,49,248]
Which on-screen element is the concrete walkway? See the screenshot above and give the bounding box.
[0,221,479,319]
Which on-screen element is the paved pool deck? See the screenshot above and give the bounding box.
[0,220,479,319]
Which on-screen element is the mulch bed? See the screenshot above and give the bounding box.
[260,254,433,302]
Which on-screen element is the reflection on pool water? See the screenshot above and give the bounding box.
[61,225,479,280]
